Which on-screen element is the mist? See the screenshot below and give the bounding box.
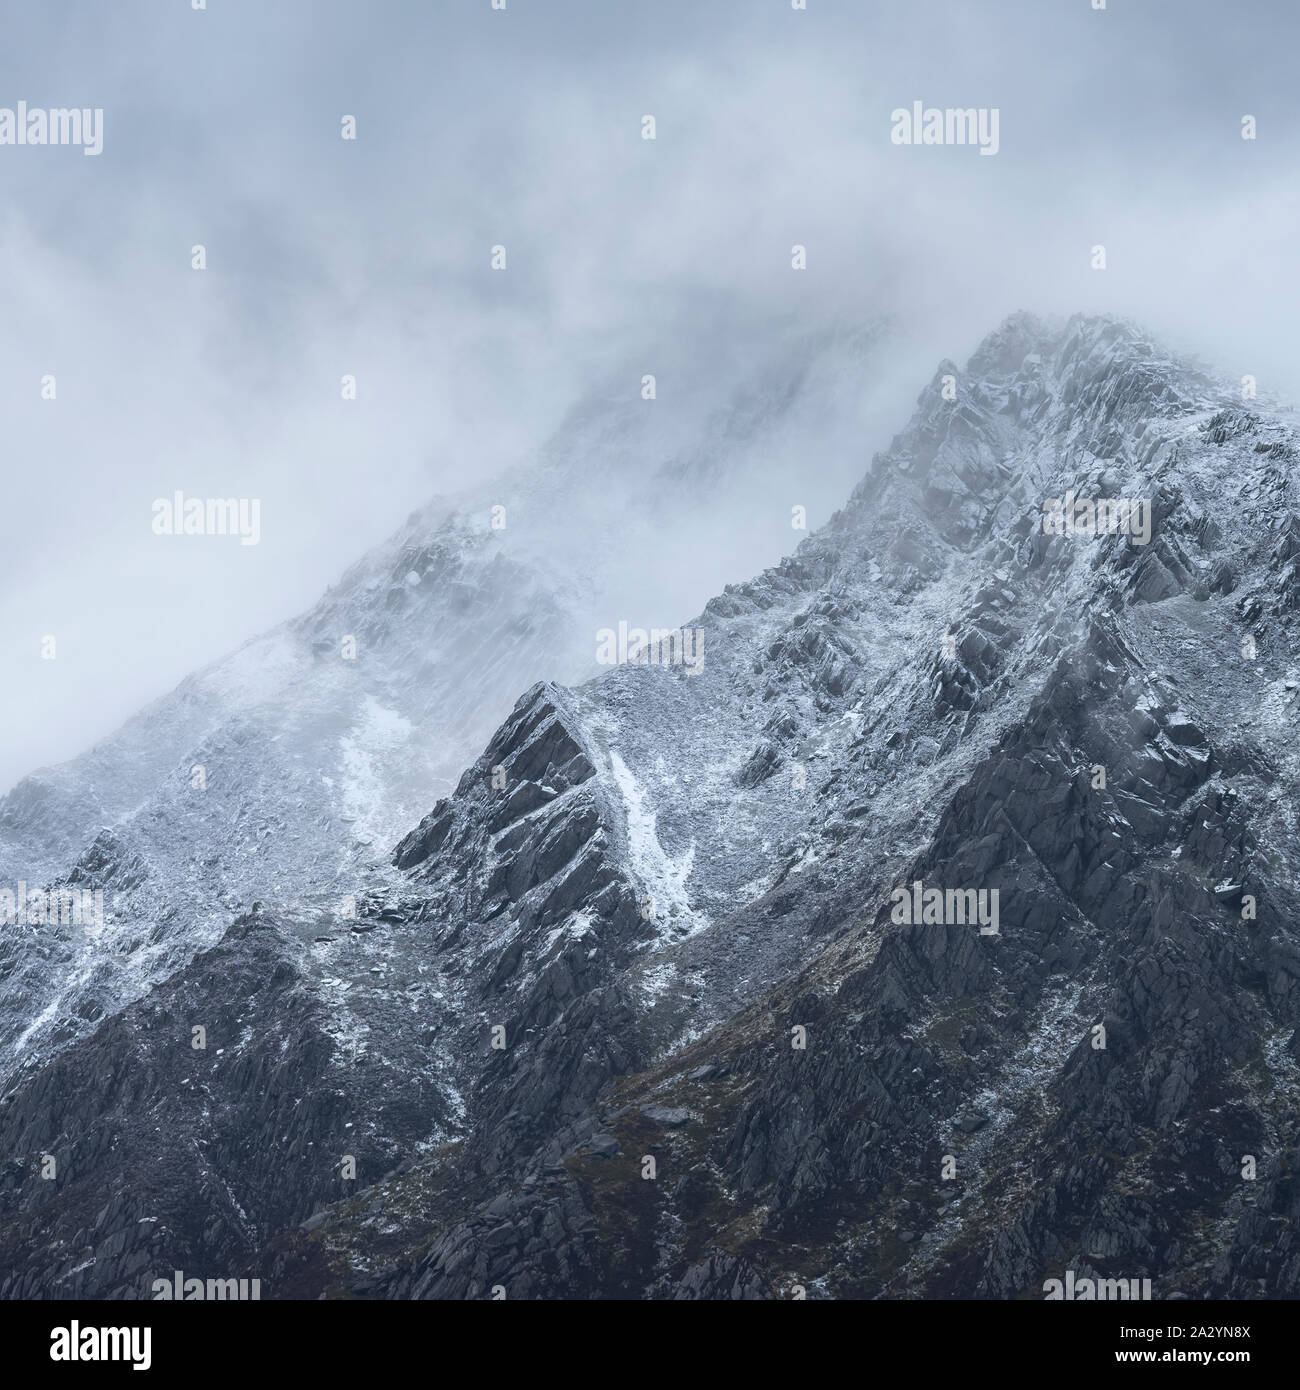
[2,0,1297,792]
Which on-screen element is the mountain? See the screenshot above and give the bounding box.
[0,317,888,1091]
[6,312,1300,1301]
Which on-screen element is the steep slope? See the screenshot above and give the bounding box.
[8,311,1300,1301]
[270,313,1300,1300]
[0,319,890,1093]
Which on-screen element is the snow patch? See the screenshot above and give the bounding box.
[607,749,709,944]
[339,697,415,840]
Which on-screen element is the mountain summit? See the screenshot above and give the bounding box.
[5,313,1299,1301]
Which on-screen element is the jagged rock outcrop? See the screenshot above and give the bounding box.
[6,312,1300,1301]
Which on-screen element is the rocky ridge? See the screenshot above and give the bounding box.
[6,313,1300,1300]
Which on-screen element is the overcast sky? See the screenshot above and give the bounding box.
[1,0,1297,792]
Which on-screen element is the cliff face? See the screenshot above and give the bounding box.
[0,320,889,1093]
[6,313,1300,1300]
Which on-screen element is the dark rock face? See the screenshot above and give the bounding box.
[5,312,1300,1301]
[0,909,452,1299]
